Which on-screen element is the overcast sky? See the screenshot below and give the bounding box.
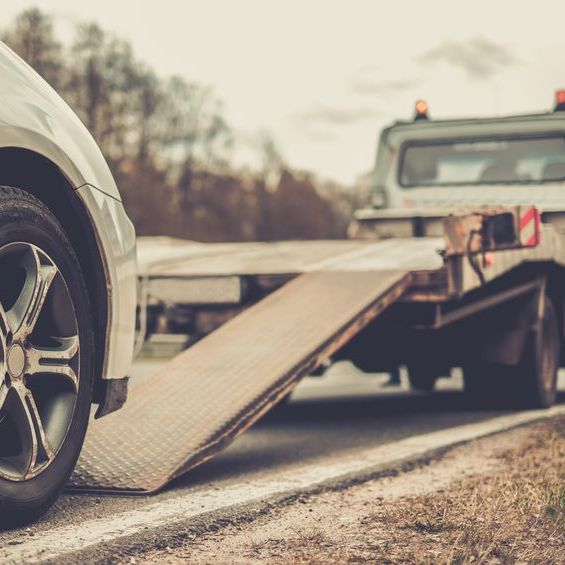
[5,1,565,183]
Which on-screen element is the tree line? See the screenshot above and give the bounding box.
[2,8,360,241]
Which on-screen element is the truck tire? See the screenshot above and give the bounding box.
[0,187,94,528]
[514,296,559,408]
[464,296,559,409]
[406,365,438,392]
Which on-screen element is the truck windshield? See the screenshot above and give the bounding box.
[399,136,565,187]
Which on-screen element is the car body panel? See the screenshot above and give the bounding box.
[77,185,137,380]
[0,41,121,199]
[0,41,137,381]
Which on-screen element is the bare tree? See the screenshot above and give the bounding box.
[161,76,232,168]
[65,23,111,145]
[3,8,351,243]
[2,8,64,89]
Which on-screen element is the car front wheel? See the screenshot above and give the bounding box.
[0,186,94,528]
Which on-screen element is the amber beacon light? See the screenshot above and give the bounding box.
[554,89,565,112]
[414,99,429,120]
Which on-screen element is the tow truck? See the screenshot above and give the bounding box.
[70,93,565,494]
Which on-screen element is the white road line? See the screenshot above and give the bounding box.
[2,405,564,564]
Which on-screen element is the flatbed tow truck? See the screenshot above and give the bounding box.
[69,93,565,494]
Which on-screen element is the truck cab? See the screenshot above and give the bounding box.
[354,92,565,235]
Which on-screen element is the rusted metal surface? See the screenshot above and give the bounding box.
[70,270,412,493]
[404,224,565,300]
[414,279,542,330]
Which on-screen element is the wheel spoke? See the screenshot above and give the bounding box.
[12,384,53,477]
[0,381,8,412]
[8,247,57,341]
[0,300,8,337]
[27,336,79,389]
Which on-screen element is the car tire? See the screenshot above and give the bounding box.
[0,186,94,529]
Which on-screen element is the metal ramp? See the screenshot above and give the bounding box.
[70,269,412,493]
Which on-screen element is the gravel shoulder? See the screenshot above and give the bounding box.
[130,416,565,564]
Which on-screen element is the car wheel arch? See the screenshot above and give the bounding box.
[0,146,109,404]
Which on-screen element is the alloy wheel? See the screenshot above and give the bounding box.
[0,242,80,481]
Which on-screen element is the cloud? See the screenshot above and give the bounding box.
[418,36,518,79]
[293,105,381,127]
[350,78,419,97]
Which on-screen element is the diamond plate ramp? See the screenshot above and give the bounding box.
[70,270,411,493]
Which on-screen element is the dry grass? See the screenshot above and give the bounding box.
[245,418,565,564]
[133,417,565,565]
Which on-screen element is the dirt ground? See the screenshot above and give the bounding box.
[129,417,565,564]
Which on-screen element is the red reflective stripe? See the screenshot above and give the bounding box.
[525,234,538,246]
[519,207,535,230]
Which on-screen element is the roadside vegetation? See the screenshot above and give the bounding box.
[365,419,565,563]
[131,417,565,564]
[3,8,360,242]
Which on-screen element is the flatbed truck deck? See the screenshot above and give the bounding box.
[69,206,565,493]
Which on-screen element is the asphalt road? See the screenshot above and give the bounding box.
[1,358,564,559]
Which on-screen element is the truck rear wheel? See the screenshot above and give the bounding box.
[514,296,559,408]
[464,296,559,409]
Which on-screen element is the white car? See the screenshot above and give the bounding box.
[0,42,137,526]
